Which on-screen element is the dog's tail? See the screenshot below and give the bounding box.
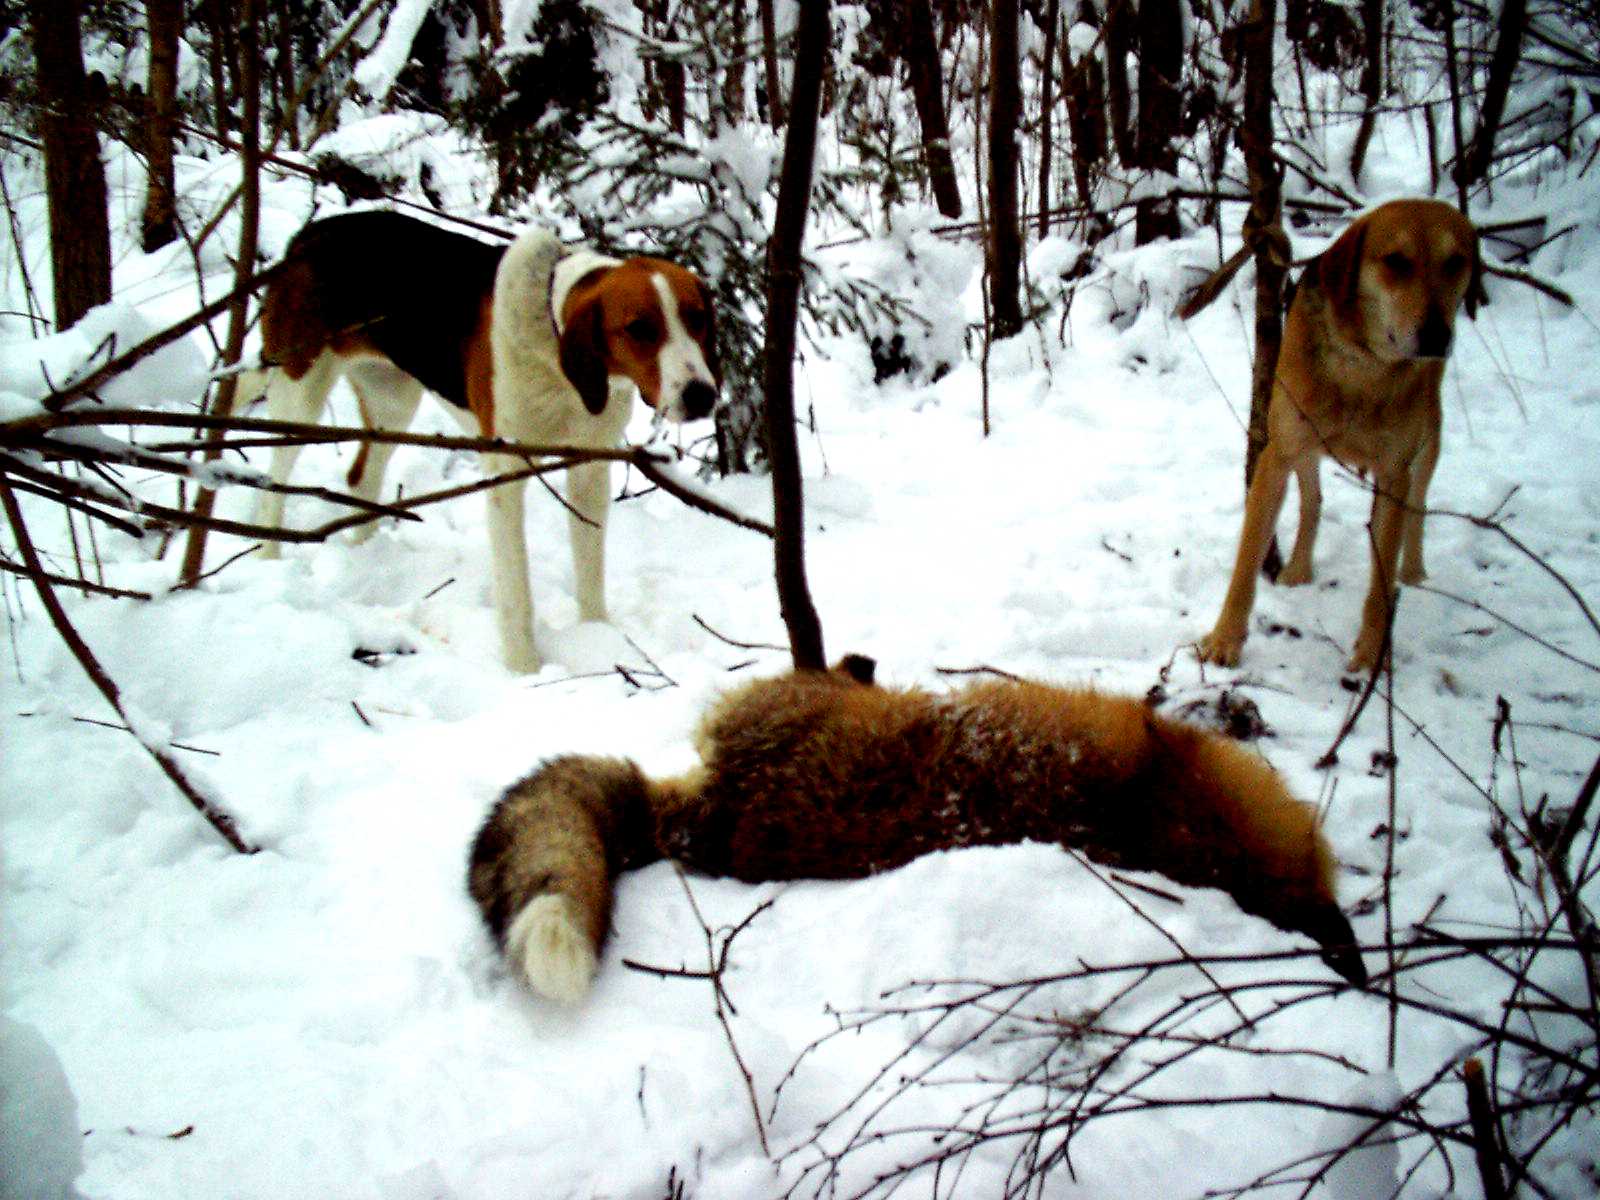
[466,756,661,1004]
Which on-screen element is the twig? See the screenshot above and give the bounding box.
[668,864,772,1158]
[692,613,786,653]
[0,479,255,854]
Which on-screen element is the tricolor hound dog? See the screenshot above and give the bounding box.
[252,210,720,672]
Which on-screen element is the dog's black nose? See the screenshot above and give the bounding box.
[1416,308,1453,358]
[681,380,717,421]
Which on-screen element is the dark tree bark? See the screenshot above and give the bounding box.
[1063,2,1108,209]
[28,0,112,331]
[762,0,828,671]
[180,0,262,584]
[142,0,183,253]
[1036,0,1061,234]
[757,0,786,128]
[660,10,687,135]
[206,0,238,138]
[1134,0,1182,243]
[1458,0,1528,188]
[1240,0,1287,493]
[1103,0,1137,167]
[1348,0,1383,185]
[903,0,963,217]
[721,0,747,126]
[987,0,1025,339]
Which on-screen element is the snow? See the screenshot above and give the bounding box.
[352,0,438,106]
[5,33,1600,1200]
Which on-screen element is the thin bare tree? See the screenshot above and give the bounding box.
[762,0,828,670]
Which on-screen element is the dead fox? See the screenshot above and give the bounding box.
[468,660,1366,1002]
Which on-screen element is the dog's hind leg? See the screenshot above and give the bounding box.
[566,459,611,623]
[256,354,339,558]
[1277,456,1322,586]
[342,361,424,544]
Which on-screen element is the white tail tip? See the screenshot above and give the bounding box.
[504,894,597,1005]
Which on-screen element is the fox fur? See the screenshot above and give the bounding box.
[468,662,1368,1003]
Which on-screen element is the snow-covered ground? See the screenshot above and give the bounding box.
[4,122,1599,1198]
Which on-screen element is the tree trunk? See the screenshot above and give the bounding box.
[660,11,687,135]
[211,0,241,137]
[142,0,183,253]
[757,0,786,128]
[1458,0,1528,188]
[987,0,1025,339]
[1063,3,1108,209]
[1240,0,1287,494]
[903,0,963,217]
[1036,0,1061,235]
[28,0,112,331]
[721,0,747,126]
[1348,0,1382,185]
[1103,0,1137,167]
[762,0,828,671]
[180,0,262,584]
[1134,0,1182,243]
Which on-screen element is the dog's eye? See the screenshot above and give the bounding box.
[1382,253,1413,278]
[1442,253,1467,275]
[625,317,658,343]
[679,307,706,337]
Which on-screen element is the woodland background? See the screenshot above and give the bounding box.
[1,2,1598,1198]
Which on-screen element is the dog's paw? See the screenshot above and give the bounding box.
[1277,558,1315,587]
[1398,561,1426,586]
[505,894,598,1005]
[1195,628,1245,667]
[1346,632,1383,673]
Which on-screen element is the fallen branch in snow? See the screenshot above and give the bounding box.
[0,479,255,854]
[624,867,777,1159]
[774,780,1598,1200]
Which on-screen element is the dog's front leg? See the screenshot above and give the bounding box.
[1198,446,1294,666]
[485,459,540,673]
[1348,468,1409,672]
[567,459,610,623]
[1399,423,1439,586]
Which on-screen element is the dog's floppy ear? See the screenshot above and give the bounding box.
[697,278,723,387]
[1465,226,1489,318]
[1316,215,1368,322]
[558,296,611,415]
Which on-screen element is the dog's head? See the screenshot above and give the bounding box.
[558,258,721,422]
[1315,198,1484,363]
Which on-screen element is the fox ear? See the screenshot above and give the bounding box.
[558,297,610,415]
[1316,216,1368,322]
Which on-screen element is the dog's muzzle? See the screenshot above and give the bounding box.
[680,380,717,421]
[1415,307,1453,359]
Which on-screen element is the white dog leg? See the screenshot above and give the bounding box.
[256,355,338,558]
[567,459,611,623]
[485,459,539,672]
[343,362,424,543]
